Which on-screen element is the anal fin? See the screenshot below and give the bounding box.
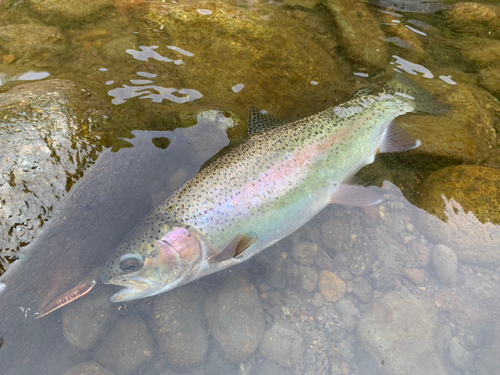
[380,121,421,153]
[208,233,258,265]
[331,184,382,207]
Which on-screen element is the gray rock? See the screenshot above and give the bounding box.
[449,337,474,370]
[357,292,447,375]
[479,320,500,375]
[95,315,154,375]
[260,323,305,367]
[205,344,239,375]
[298,265,318,292]
[205,275,265,363]
[349,244,377,276]
[321,216,349,252]
[63,362,116,375]
[0,80,110,269]
[406,241,431,267]
[62,283,115,350]
[285,259,300,286]
[250,360,292,375]
[150,285,208,368]
[315,246,333,271]
[432,244,458,287]
[352,280,372,304]
[336,299,360,333]
[265,249,287,290]
[292,241,318,266]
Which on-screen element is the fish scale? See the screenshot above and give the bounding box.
[101,73,450,302]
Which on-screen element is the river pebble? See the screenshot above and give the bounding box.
[318,271,346,302]
[403,268,426,285]
[352,279,372,303]
[259,323,305,367]
[150,285,208,368]
[62,284,115,350]
[298,264,318,292]
[406,241,431,267]
[432,244,458,287]
[205,275,265,363]
[449,337,474,370]
[95,315,154,375]
[292,241,318,266]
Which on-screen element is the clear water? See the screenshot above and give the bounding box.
[0,0,499,375]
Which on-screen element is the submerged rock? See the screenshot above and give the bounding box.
[150,285,208,368]
[0,80,110,273]
[318,270,346,302]
[95,315,154,375]
[28,0,114,23]
[323,0,388,69]
[292,241,318,266]
[63,362,116,375]
[431,244,458,287]
[140,0,348,118]
[357,291,446,375]
[62,284,115,350]
[445,2,500,39]
[417,166,500,265]
[259,323,305,368]
[205,275,265,363]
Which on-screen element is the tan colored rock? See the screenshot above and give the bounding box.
[318,270,346,302]
[29,0,114,21]
[445,2,500,38]
[417,166,500,225]
[403,268,425,285]
[142,0,348,119]
[323,0,388,69]
[456,37,500,68]
[479,66,500,94]
[416,167,500,266]
[398,78,499,165]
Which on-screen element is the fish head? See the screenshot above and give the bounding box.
[101,224,204,302]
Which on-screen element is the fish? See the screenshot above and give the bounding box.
[101,73,450,302]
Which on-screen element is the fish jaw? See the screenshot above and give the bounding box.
[108,276,163,302]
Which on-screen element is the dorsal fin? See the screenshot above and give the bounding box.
[248,107,288,136]
[208,233,258,265]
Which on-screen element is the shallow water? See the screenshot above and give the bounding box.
[0,0,500,374]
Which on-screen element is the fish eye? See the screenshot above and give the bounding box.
[119,254,143,273]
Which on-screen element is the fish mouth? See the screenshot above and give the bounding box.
[108,277,161,303]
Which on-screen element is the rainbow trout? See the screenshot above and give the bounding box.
[101,74,449,302]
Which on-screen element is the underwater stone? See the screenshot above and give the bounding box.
[298,265,319,292]
[357,291,447,375]
[150,285,208,368]
[479,66,500,94]
[63,362,116,375]
[292,241,319,266]
[62,284,115,350]
[95,315,154,375]
[28,0,114,23]
[318,270,346,302]
[323,0,388,69]
[431,244,458,287]
[0,79,110,274]
[416,165,500,265]
[259,323,305,367]
[445,2,500,39]
[205,274,265,363]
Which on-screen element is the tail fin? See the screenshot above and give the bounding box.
[384,73,451,114]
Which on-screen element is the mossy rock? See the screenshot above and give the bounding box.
[417,165,500,225]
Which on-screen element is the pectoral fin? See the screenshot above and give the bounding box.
[208,233,258,265]
[380,121,421,153]
[330,184,382,206]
